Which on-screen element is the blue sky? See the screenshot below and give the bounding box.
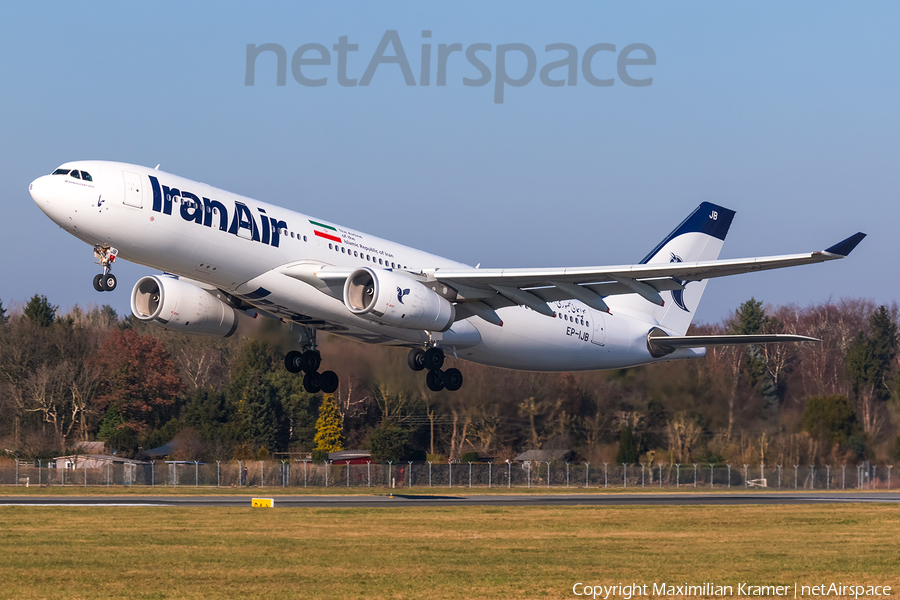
[1,2,897,324]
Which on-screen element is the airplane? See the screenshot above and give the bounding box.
[29,161,865,394]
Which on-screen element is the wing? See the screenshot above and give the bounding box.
[432,233,866,320]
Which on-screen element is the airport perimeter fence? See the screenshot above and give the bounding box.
[0,459,895,490]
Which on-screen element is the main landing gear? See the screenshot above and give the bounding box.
[408,346,463,392]
[92,246,118,292]
[284,327,339,395]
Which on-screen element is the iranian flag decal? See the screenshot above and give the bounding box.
[310,220,342,243]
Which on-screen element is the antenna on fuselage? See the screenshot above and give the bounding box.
[154,164,160,170]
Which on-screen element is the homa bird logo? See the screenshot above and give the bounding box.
[397,287,410,304]
[669,253,690,312]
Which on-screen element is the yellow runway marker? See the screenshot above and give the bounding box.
[251,498,274,508]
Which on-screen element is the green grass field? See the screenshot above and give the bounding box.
[1,503,898,599]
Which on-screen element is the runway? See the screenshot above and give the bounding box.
[1,491,899,507]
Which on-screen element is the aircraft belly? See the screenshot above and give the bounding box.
[460,305,654,371]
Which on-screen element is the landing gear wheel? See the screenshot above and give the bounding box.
[423,347,445,371]
[407,348,426,371]
[302,372,321,394]
[102,273,117,291]
[320,371,339,394]
[92,274,104,292]
[426,369,445,392]
[443,368,463,392]
[285,351,303,374]
[298,351,321,373]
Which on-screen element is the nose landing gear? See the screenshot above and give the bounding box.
[92,246,118,292]
[284,326,339,395]
[408,347,463,392]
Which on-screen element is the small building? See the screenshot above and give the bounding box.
[53,454,149,470]
[514,449,576,463]
[328,450,372,465]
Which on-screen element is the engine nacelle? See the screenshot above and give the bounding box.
[343,267,456,332]
[131,275,241,337]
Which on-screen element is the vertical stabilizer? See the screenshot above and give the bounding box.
[612,202,735,335]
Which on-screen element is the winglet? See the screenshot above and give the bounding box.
[824,232,866,257]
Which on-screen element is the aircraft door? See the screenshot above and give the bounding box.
[123,171,143,208]
[589,309,606,346]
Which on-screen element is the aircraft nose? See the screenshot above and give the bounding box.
[29,175,51,206]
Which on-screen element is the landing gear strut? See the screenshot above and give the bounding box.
[284,326,339,395]
[408,346,463,392]
[92,246,118,292]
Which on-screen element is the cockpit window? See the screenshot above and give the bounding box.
[80,171,92,182]
[69,170,81,180]
[52,169,70,175]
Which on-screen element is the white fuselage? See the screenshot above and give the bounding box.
[30,160,702,371]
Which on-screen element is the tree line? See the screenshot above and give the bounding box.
[1,294,899,466]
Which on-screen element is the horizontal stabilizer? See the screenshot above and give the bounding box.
[647,332,819,357]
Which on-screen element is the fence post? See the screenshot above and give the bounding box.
[585,462,589,488]
[15,459,18,487]
[325,461,330,487]
[794,465,799,489]
[842,464,846,490]
[709,464,714,488]
[85,460,88,487]
[106,460,110,487]
[38,459,41,486]
[826,465,831,490]
[623,464,627,489]
[676,464,680,488]
[743,464,748,488]
[150,461,153,488]
[428,461,432,488]
[508,460,512,489]
[447,460,451,489]
[566,462,570,488]
[526,461,531,488]
[367,461,371,487]
[238,460,242,488]
[603,463,608,489]
[658,462,663,488]
[888,465,893,490]
[489,461,493,488]
[776,465,782,489]
[469,462,472,488]
[546,462,551,488]
[641,463,645,488]
[810,466,815,490]
[727,464,731,488]
[388,461,393,488]
[282,461,287,487]
[347,461,351,487]
[195,461,199,487]
[693,464,698,488]
[303,460,308,488]
[259,460,264,487]
[408,461,413,488]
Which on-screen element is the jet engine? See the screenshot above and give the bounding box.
[343,267,455,332]
[131,275,243,337]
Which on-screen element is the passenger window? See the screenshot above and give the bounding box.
[303,236,307,242]
[342,247,346,253]
[52,169,70,176]
[367,255,370,261]
[354,251,358,257]
[329,243,333,250]
[70,170,81,180]
[391,262,395,268]
[290,232,294,238]
[80,171,92,181]
[586,321,590,327]
[379,258,383,265]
